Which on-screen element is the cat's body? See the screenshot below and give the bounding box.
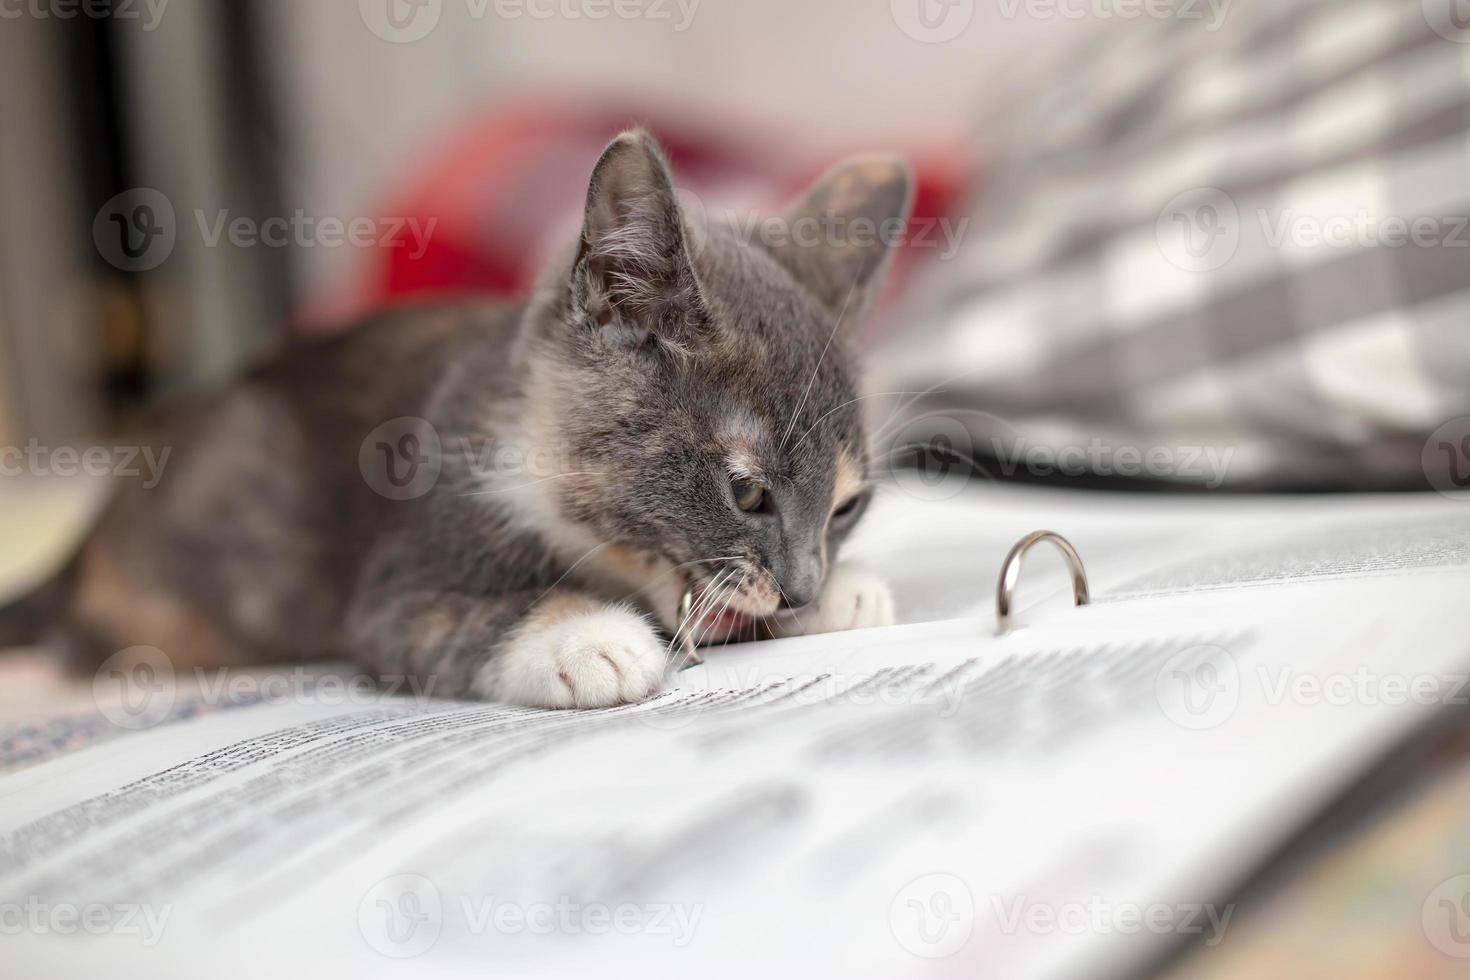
[1,132,909,706]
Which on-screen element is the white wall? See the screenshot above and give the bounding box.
[261,0,1055,302]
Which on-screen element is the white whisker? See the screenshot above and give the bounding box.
[868,365,1024,447]
[772,581,810,638]
[529,541,611,607]
[706,571,748,645]
[458,471,603,496]
[669,568,740,670]
[665,567,736,662]
[778,273,862,454]
[685,570,744,662]
[789,390,920,455]
[608,554,741,605]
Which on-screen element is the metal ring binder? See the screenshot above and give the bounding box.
[675,588,705,668]
[996,531,1091,634]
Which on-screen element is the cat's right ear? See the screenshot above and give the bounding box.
[766,156,912,315]
[572,130,705,347]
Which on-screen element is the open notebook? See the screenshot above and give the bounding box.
[2,486,1468,979]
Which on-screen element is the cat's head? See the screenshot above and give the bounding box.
[526,130,910,638]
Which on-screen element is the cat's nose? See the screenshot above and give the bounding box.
[778,563,822,610]
[776,528,824,609]
[778,589,811,611]
[778,586,815,610]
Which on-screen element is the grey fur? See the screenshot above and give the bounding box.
[6,131,912,701]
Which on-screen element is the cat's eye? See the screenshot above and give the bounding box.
[830,493,867,528]
[731,477,767,513]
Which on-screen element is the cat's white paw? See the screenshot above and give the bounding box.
[483,605,667,708]
[773,563,895,637]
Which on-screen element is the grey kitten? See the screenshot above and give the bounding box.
[0,131,910,707]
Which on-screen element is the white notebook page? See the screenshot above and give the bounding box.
[3,490,1469,979]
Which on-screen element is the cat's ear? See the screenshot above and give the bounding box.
[573,130,705,344]
[767,157,912,313]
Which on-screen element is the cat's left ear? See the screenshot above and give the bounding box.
[573,130,705,346]
[766,157,912,314]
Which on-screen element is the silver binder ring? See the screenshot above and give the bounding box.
[675,588,705,668]
[995,531,1091,634]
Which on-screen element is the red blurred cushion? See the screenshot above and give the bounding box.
[309,100,971,330]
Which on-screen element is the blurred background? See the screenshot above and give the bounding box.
[1,0,1467,491]
[0,0,1022,441]
[3,7,1470,977]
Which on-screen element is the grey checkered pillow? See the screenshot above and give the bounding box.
[877,0,1470,491]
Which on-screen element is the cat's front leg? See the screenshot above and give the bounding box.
[347,589,668,708]
[767,562,896,638]
[483,593,667,708]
